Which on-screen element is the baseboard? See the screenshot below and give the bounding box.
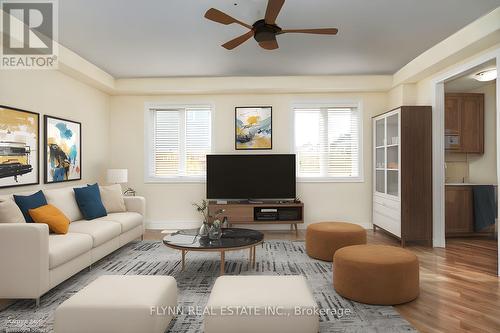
[147,220,372,231]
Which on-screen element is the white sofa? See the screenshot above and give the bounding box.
[0,186,146,305]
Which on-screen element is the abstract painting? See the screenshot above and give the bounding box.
[44,115,81,183]
[0,105,40,189]
[235,106,272,150]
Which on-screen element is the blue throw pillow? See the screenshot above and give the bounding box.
[13,190,48,223]
[74,183,107,220]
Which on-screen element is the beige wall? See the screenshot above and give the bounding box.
[109,93,387,229]
[387,84,418,110]
[468,82,497,183]
[0,70,110,195]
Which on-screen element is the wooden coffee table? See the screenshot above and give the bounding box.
[163,228,264,275]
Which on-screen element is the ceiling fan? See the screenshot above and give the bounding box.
[204,0,338,50]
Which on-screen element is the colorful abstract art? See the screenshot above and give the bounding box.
[0,105,40,189]
[44,115,81,183]
[235,106,272,150]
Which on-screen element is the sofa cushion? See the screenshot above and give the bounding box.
[0,194,12,201]
[13,190,48,223]
[74,184,107,220]
[0,198,25,223]
[99,184,126,213]
[48,233,93,269]
[98,212,142,233]
[29,204,70,234]
[68,220,121,247]
[44,187,84,222]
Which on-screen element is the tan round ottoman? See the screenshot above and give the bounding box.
[305,222,366,261]
[333,245,419,305]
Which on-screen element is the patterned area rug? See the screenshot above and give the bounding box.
[0,240,416,332]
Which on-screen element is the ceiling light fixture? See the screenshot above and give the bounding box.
[474,68,497,82]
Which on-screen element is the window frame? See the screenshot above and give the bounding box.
[290,100,364,183]
[144,103,214,183]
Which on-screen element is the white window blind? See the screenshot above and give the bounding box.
[150,106,211,179]
[293,106,362,180]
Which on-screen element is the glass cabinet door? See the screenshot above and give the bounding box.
[387,170,398,196]
[386,113,399,197]
[376,147,385,169]
[376,170,385,193]
[374,112,400,198]
[375,118,386,194]
[386,114,399,146]
[375,119,385,147]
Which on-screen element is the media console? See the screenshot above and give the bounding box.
[208,201,304,233]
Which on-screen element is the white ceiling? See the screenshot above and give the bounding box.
[59,0,500,78]
[445,60,497,92]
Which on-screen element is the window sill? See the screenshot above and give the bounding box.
[297,177,364,183]
[145,176,206,184]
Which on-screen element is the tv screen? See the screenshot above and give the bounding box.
[206,154,296,199]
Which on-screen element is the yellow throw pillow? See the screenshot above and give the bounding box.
[29,204,70,234]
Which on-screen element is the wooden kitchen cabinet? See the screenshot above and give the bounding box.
[445,185,474,236]
[445,93,484,153]
[445,95,461,135]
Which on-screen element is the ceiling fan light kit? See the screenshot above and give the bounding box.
[204,0,338,50]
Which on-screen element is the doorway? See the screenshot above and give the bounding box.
[432,51,499,275]
[442,60,498,273]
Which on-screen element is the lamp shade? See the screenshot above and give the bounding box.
[107,169,128,184]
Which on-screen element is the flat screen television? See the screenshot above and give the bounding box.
[206,154,296,199]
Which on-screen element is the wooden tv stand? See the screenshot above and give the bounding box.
[208,200,304,233]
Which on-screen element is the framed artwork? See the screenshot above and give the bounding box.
[0,105,40,189]
[44,115,82,183]
[235,106,272,150]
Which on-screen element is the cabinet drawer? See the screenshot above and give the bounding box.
[373,211,401,237]
[373,202,400,221]
[209,205,253,222]
[373,196,400,211]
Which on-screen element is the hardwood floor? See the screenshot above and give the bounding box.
[147,228,499,333]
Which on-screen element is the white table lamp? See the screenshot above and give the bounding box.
[107,169,135,196]
[107,169,128,184]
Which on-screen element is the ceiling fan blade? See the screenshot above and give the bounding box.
[279,28,339,35]
[264,0,285,24]
[259,39,279,50]
[204,8,252,29]
[222,31,255,50]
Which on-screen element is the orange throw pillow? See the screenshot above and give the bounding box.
[29,204,70,234]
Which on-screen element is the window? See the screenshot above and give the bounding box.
[293,103,362,181]
[146,105,212,181]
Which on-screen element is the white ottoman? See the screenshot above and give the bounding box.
[205,275,319,333]
[54,275,177,333]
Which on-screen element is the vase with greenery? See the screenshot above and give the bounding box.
[193,200,225,238]
[208,219,223,240]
